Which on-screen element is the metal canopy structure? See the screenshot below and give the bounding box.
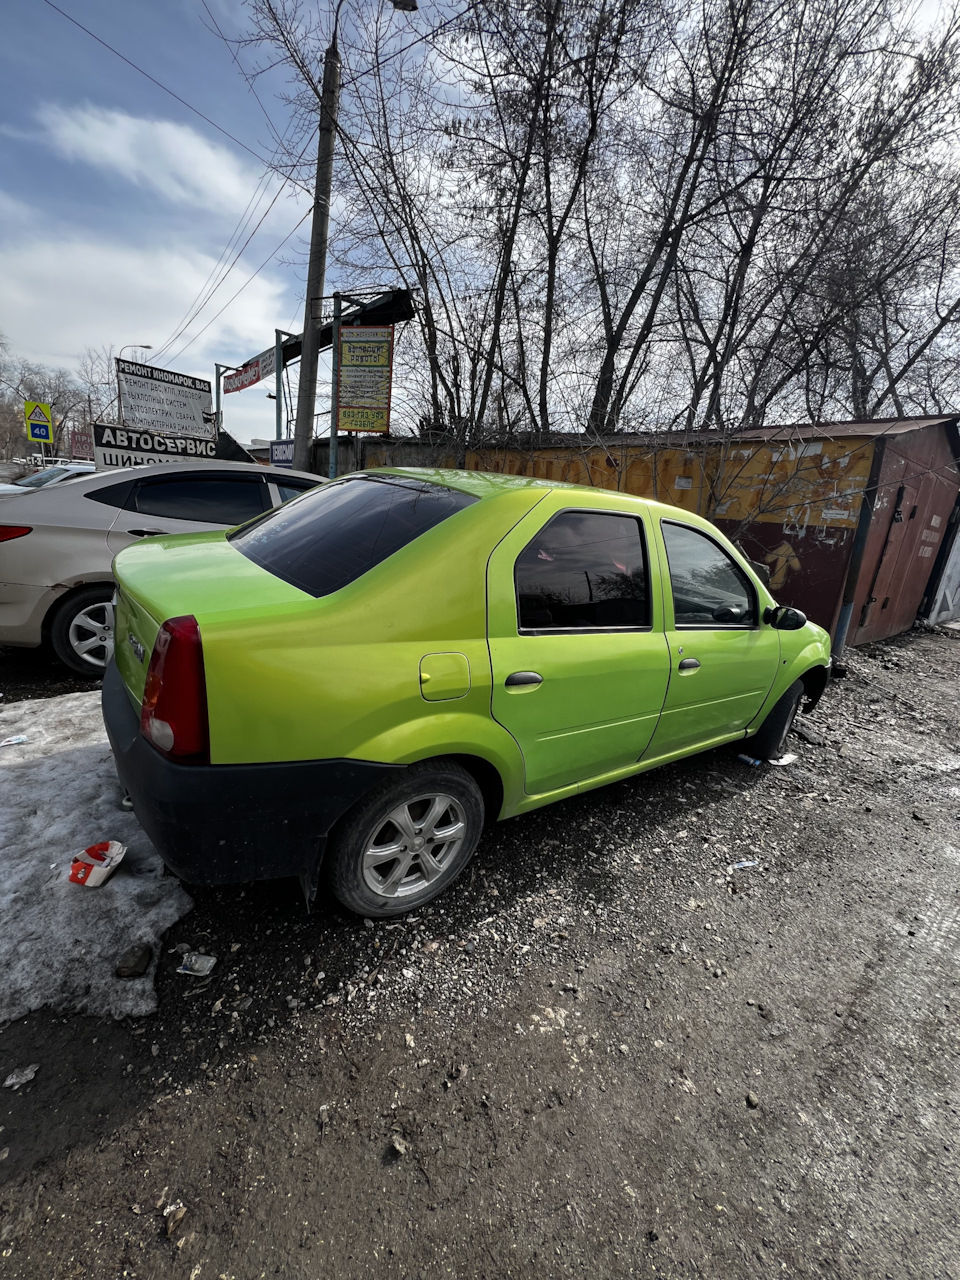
[278,288,415,369]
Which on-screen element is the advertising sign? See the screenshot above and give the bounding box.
[94,423,217,471]
[24,401,53,443]
[269,439,294,468]
[223,346,277,395]
[116,359,214,440]
[336,325,394,434]
[70,424,94,459]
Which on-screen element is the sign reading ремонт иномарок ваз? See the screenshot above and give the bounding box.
[116,359,215,440]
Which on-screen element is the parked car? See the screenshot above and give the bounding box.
[0,462,96,497]
[103,468,833,918]
[0,459,320,674]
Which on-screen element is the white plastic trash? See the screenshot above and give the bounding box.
[69,841,127,887]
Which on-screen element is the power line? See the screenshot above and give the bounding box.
[149,170,277,364]
[338,0,483,91]
[199,0,286,152]
[39,0,311,196]
[151,122,318,366]
[163,210,312,366]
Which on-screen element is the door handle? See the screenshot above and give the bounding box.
[505,671,542,687]
[677,658,701,671]
[128,528,169,537]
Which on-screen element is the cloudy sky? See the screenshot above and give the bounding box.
[0,0,336,443]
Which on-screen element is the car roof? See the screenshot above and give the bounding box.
[20,458,321,493]
[364,466,574,499]
[364,465,685,511]
[359,466,744,535]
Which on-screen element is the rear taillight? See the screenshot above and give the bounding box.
[139,615,209,763]
[0,526,32,543]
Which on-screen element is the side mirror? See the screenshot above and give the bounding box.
[764,605,807,630]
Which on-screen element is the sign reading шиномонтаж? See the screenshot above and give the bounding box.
[337,326,394,434]
[116,359,215,440]
[93,424,217,471]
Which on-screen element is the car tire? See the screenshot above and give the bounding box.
[49,585,115,677]
[325,759,484,918]
[750,679,804,760]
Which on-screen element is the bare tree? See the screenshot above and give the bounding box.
[238,0,960,451]
[0,337,84,461]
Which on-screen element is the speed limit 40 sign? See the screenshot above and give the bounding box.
[24,402,53,443]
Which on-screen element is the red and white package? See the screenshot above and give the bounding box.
[69,841,127,887]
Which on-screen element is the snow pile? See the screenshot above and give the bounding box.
[0,691,192,1025]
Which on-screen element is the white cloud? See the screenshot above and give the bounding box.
[0,189,36,226]
[0,234,291,393]
[36,103,268,215]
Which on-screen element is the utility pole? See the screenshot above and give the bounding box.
[292,1,416,474]
[292,37,341,473]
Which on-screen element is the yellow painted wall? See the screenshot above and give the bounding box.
[365,436,877,535]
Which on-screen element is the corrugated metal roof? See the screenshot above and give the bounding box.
[733,415,959,442]
[459,416,960,449]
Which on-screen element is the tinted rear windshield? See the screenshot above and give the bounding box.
[229,474,478,597]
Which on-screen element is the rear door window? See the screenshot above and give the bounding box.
[275,480,316,504]
[133,476,269,525]
[515,510,649,630]
[230,474,477,597]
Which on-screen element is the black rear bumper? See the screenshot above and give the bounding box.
[101,660,403,885]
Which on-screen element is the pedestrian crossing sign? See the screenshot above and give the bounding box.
[24,401,52,443]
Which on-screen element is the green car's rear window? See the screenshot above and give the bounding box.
[229,474,477,597]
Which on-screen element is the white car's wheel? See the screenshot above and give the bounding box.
[50,586,115,676]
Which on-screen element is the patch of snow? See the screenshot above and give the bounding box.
[0,691,192,1025]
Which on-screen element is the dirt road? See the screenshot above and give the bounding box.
[1,630,959,1279]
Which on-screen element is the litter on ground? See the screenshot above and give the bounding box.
[0,691,192,1025]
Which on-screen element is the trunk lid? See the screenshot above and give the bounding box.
[112,530,312,706]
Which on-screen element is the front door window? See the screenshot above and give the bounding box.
[661,521,756,628]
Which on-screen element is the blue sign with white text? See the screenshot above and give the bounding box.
[270,440,294,469]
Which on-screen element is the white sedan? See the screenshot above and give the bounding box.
[0,462,96,497]
[0,458,320,674]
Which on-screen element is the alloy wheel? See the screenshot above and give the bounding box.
[67,600,115,671]
[361,792,467,900]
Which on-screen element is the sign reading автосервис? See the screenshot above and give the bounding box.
[116,359,215,440]
[93,423,217,471]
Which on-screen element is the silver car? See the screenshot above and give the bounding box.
[0,462,96,497]
[0,459,320,674]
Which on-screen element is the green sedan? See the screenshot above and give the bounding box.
[103,468,832,917]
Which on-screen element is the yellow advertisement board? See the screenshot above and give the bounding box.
[337,326,394,433]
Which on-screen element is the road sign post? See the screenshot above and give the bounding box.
[24,402,53,446]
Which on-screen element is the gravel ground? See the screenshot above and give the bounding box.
[1,627,959,1279]
[0,645,99,703]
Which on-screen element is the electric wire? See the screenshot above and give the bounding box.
[39,0,312,196]
[148,170,279,365]
[200,0,286,152]
[37,0,481,372]
[337,0,483,91]
[150,125,317,366]
[163,209,313,366]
